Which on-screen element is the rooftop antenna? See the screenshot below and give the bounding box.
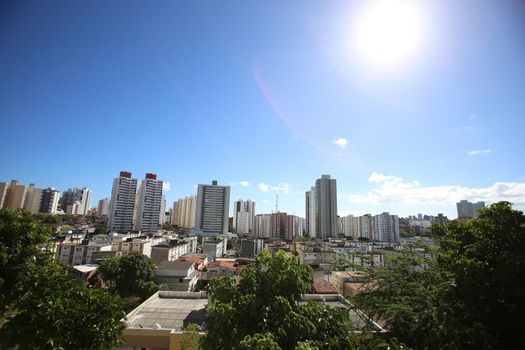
[275,193,279,213]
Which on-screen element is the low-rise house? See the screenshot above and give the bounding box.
[205,260,238,275]
[56,242,112,266]
[329,271,367,295]
[69,264,98,283]
[202,237,226,261]
[176,255,208,271]
[298,248,336,266]
[118,291,207,350]
[112,238,152,257]
[151,240,190,265]
[154,261,199,292]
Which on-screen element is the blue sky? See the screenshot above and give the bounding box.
[1,0,524,218]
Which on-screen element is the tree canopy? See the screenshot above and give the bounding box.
[0,209,54,312]
[91,253,159,300]
[0,209,125,350]
[353,202,525,349]
[202,250,355,350]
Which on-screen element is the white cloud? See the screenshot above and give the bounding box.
[332,137,348,149]
[258,182,290,194]
[258,183,270,192]
[162,182,171,191]
[468,149,491,156]
[343,172,525,207]
[240,180,250,187]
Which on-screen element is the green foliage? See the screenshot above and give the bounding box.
[0,209,54,312]
[94,224,107,235]
[352,251,445,349]
[202,250,355,350]
[0,209,125,350]
[353,202,525,349]
[180,323,202,350]
[239,333,282,350]
[91,253,159,300]
[0,263,125,350]
[436,201,525,349]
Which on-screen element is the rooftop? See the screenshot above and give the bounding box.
[156,261,194,270]
[124,291,208,331]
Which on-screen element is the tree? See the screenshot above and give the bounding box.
[91,253,159,300]
[436,202,525,349]
[353,202,525,349]
[239,333,282,350]
[0,209,54,312]
[0,263,125,350]
[180,323,202,350]
[352,250,445,349]
[0,209,125,350]
[202,250,355,350]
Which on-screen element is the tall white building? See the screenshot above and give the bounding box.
[341,214,360,239]
[315,175,338,238]
[254,214,272,239]
[159,195,166,225]
[135,173,164,233]
[374,212,400,242]
[97,198,110,217]
[359,214,374,240]
[171,196,196,229]
[456,200,485,220]
[108,171,138,233]
[194,181,230,235]
[23,184,43,214]
[233,199,255,234]
[305,187,316,237]
[0,182,9,209]
[61,188,92,216]
[5,180,27,209]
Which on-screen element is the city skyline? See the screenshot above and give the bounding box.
[0,172,518,219]
[1,1,525,218]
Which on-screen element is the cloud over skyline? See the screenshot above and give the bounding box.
[343,172,525,208]
[468,149,491,156]
[332,137,348,149]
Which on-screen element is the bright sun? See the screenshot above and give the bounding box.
[354,0,424,69]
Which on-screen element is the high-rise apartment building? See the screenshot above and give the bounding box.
[456,200,485,220]
[39,188,60,214]
[159,195,166,225]
[0,182,10,209]
[374,212,400,242]
[108,171,138,233]
[5,180,27,209]
[341,214,360,239]
[270,212,287,240]
[254,214,272,239]
[359,214,373,240]
[233,199,255,234]
[315,175,338,238]
[23,184,43,214]
[171,196,196,229]
[135,173,164,233]
[97,198,110,217]
[194,180,230,235]
[305,187,316,237]
[61,188,92,216]
[285,215,305,240]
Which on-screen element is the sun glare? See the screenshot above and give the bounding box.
[354,0,424,69]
